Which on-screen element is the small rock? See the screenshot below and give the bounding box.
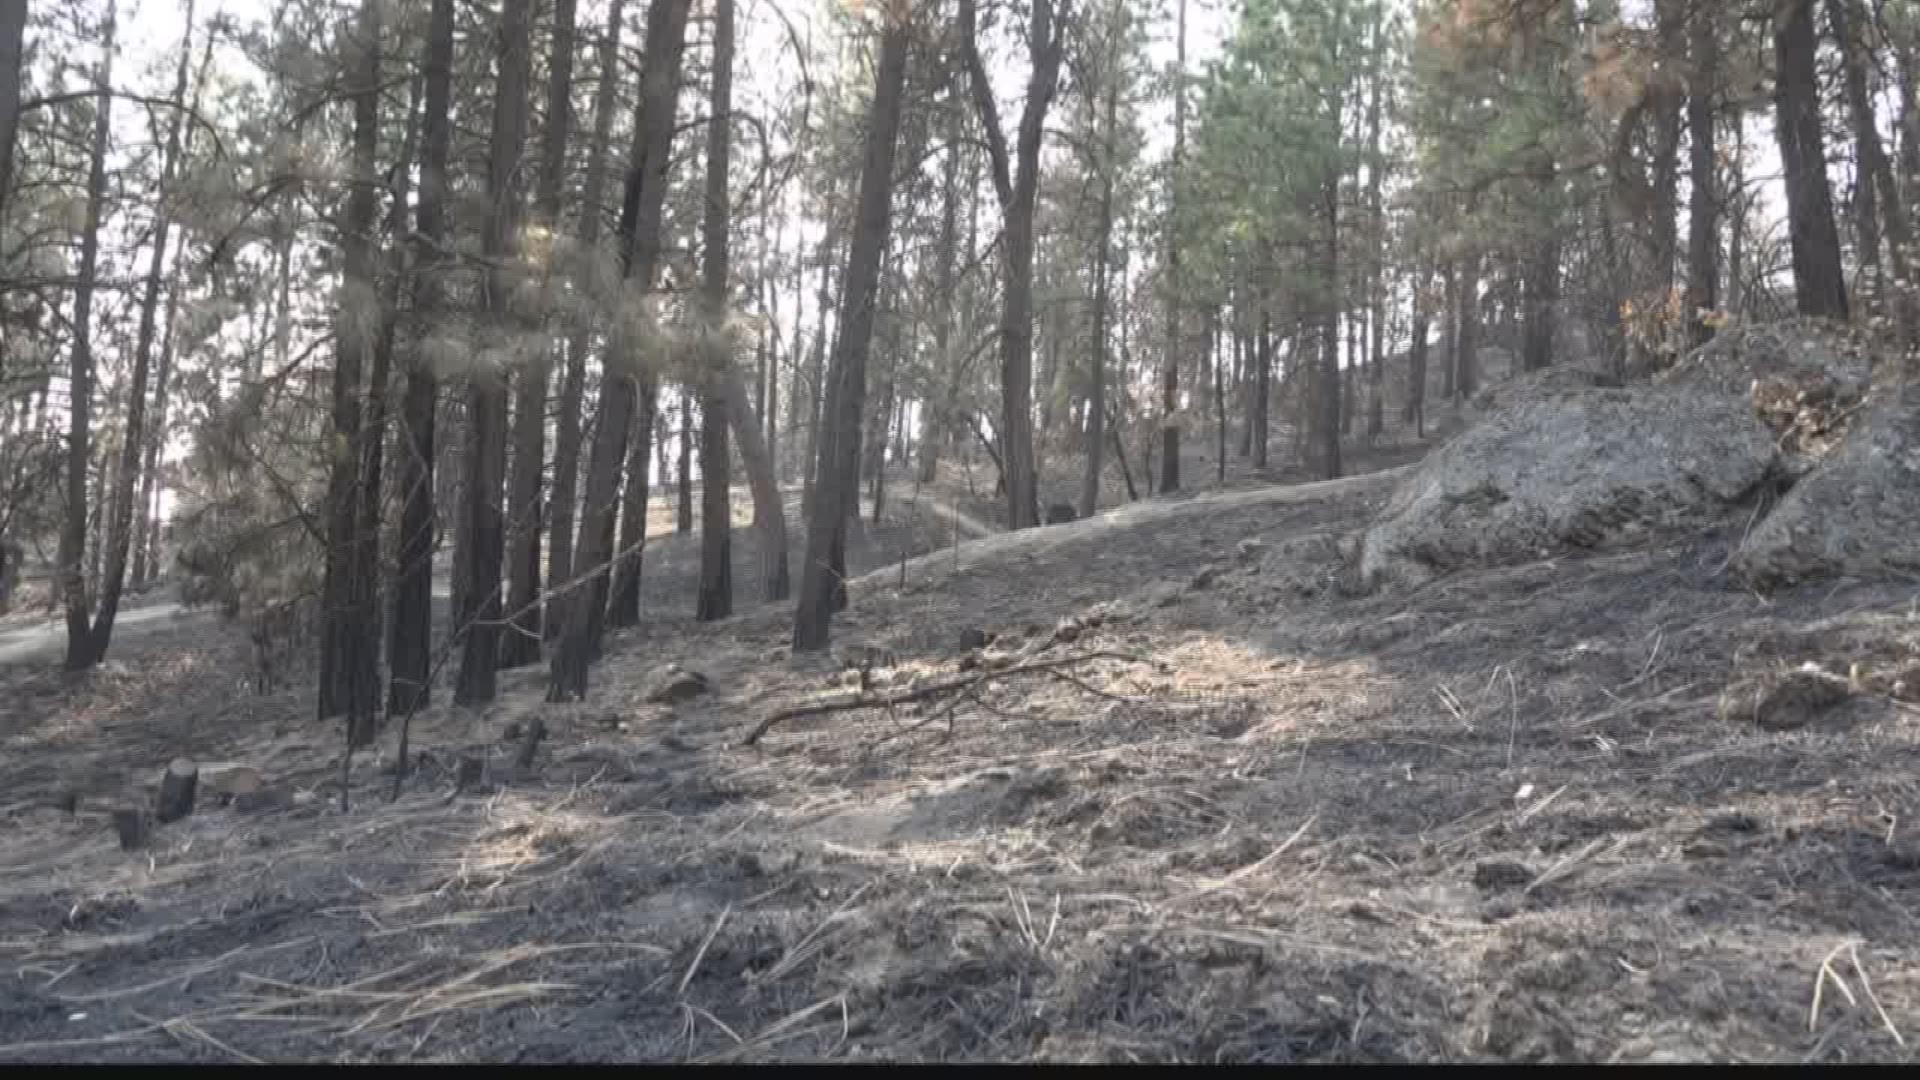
[1053,619,1082,644]
[1682,840,1728,860]
[956,627,992,652]
[201,763,264,799]
[1473,860,1534,891]
[1235,538,1267,563]
[1717,665,1851,730]
[1144,582,1184,608]
[646,666,711,705]
[1189,565,1222,590]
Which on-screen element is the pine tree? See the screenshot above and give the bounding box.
[793,8,912,653]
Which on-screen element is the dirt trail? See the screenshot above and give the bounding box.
[0,595,195,666]
[892,492,996,540]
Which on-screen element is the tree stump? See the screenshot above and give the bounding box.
[154,758,199,823]
[112,808,151,850]
[455,754,485,793]
[513,718,547,771]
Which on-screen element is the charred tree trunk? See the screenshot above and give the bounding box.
[90,0,196,662]
[695,0,734,623]
[133,284,180,587]
[547,0,692,701]
[1440,262,1458,400]
[1081,42,1118,519]
[357,75,422,680]
[793,14,910,652]
[318,0,382,742]
[800,216,834,504]
[919,106,963,486]
[1159,0,1187,496]
[1831,0,1914,321]
[455,0,532,705]
[500,0,579,669]
[1455,257,1480,401]
[0,0,25,227]
[388,0,455,716]
[715,360,786,601]
[1685,3,1720,347]
[1407,279,1430,438]
[1253,307,1272,469]
[1364,4,1386,445]
[546,0,626,632]
[1316,177,1341,481]
[1772,0,1849,319]
[960,0,1068,531]
[1210,311,1225,484]
[60,2,115,671]
[675,394,694,534]
[605,386,657,630]
[133,8,214,585]
[1647,0,1685,301]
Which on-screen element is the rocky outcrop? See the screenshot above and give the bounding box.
[1733,382,1920,586]
[1659,320,1874,473]
[1469,366,1619,417]
[1358,387,1775,589]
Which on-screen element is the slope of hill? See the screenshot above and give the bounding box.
[3,449,1918,1062]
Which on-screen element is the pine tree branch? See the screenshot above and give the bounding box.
[957,0,1015,208]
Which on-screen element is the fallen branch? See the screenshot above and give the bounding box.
[740,651,1158,747]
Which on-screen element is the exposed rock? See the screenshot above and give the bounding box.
[1660,320,1874,474]
[1716,664,1852,730]
[1470,366,1619,416]
[645,665,712,704]
[1733,382,1920,586]
[1357,388,1774,589]
[200,763,264,799]
[1657,319,1872,401]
